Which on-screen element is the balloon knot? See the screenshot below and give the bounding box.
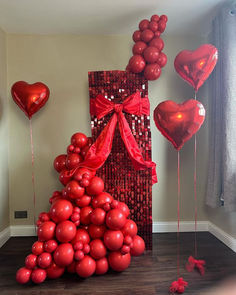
[169,277,188,294]
[186,256,205,276]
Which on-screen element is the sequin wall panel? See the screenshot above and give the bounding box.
[88,71,153,249]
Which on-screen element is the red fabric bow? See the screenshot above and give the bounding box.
[82,91,157,184]
[186,256,205,276]
[170,277,188,294]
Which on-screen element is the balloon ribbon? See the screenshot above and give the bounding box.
[29,119,36,233]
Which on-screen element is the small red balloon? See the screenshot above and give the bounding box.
[132,41,147,55]
[149,37,164,51]
[53,154,67,173]
[157,52,167,68]
[130,235,145,256]
[31,268,47,284]
[46,262,65,279]
[104,230,124,251]
[86,177,104,195]
[50,199,73,223]
[132,30,141,42]
[154,31,161,38]
[108,251,131,272]
[75,195,91,207]
[90,208,106,225]
[56,220,76,243]
[44,239,58,253]
[117,202,130,218]
[80,206,93,225]
[59,169,71,186]
[95,257,109,275]
[151,14,159,22]
[92,192,113,208]
[144,63,161,80]
[37,221,56,242]
[25,254,37,269]
[74,167,95,181]
[143,46,159,63]
[140,29,154,43]
[71,133,88,148]
[160,14,168,22]
[106,209,126,230]
[90,239,107,260]
[158,20,166,33]
[148,21,158,32]
[66,180,85,199]
[76,255,96,278]
[66,153,83,170]
[53,243,74,267]
[16,267,31,284]
[122,220,138,237]
[72,228,90,245]
[32,241,44,255]
[128,55,146,74]
[38,252,52,268]
[88,224,106,239]
[139,19,150,31]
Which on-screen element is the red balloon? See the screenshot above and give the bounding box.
[157,52,167,68]
[74,250,85,261]
[72,228,90,245]
[86,177,104,195]
[90,239,107,259]
[174,44,218,92]
[53,154,67,173]
[140,29,154,43]
[90,208,106,225]
[80,206,93,225]
[128,55,146,74]
[132,41,147,55]
[154,31,161,38]
[80,145,90,158]
[25,254,37,269]
[92,192,113,208]
[39,212,50,222]
[160,14,168,22]
[104,230,124,251]
[132,30,141,42]
[130,235,145,256]
[148,21,158,32]
[76,255,96,278]
[95,257,109,275]
[56,220,76,243]
[153,99,205,150]
[16,267,31,284]
[46,262,65,279]
[108,251,131,272]
[59,169,71,186]
[37,221,56,242]
[53,243,74,267]
[143,46,159,63]
[71,133,88,148]
[106,209,126,230]
[50,199,73,223]
[88,224,106,239]
[151,14,159,22]
[66,153,83,170]
[31,268,47,284]
[122,220,138,237]
[44,239,58,253]
[158,20,166,33]
[139,19,149,31]
[149,37,164,51]
[144,63,161,80]
[117,202,130,218]
[66,180,85,199]
[75,195,91,207]
[49,191,62,204]
[32,241,44,255]
[11,81,50,119]
[73,167,95,181]
[38,252,52,268]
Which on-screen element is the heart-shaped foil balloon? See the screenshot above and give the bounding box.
[174,44,218,92]
[11,81,50,119]
[153,99,205,150]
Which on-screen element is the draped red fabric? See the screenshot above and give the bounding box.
[84,91,157,184]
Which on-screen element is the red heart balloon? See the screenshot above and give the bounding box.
[153,99,205,150]
[174,44,218,92]
[11,81,50,119]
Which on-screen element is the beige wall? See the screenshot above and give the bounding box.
[7,33,236,238]
[0,28,9,232]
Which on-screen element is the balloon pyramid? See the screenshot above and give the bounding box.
[16,132,145,284]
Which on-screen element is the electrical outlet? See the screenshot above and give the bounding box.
[14,211,28,219]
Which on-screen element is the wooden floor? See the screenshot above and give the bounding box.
[0,232,236,295]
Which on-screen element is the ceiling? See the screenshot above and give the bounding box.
[0,0,228,35]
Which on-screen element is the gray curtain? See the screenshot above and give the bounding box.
[206,0,236,211]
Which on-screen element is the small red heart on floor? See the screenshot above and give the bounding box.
[11,81,50,119]
[153,99,205,150]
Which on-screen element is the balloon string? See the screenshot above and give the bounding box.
[29,119,36,234]
[194,90,197,258]
[177,150,180,278]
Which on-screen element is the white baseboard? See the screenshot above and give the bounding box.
[1,222,235,253]
[0,227,11,248]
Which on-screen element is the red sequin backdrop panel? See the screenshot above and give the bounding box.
[88,71,152,249]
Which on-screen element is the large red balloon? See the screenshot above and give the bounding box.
[37,252,52,268]
[108,251,131,272]
[80,206,93,225]
[117,202,130,218]
[31,268,47,284]
[139,19,149,31]
[71,133,88,148]
[88,224,106,239]
[90,239,107,259]
[122,220,138,237]
[72,228,90,245]
[143,46,159,63]
[66,180,85,199]
[11,81,50,119]
[76,255,96,278]
[104,230,124,251]
[16,267,31,284]
[149,37,164,51]
[37,221,56,241]
[95,257,109,275]
[106,209,126,230]
[128,55,146,74]
[49,199,73,223]
[140,29,154,43]
[92,192,113,208]
[130,235,145,256]
[90,208,106,225]
[153,99,205,150]
[66,153,83,170]
[46,262,65,279]
[53,243,74,267]
[53,154,67,173]
[86,177,104,195]
[32,241,44,255]
[174,44,218,92]
[56,220,76,243]
[144,63,161,80]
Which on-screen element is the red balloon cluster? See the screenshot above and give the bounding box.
[16,132,145,284]
[126,14,168,81]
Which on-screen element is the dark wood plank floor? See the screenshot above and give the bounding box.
[0,232,236,295]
